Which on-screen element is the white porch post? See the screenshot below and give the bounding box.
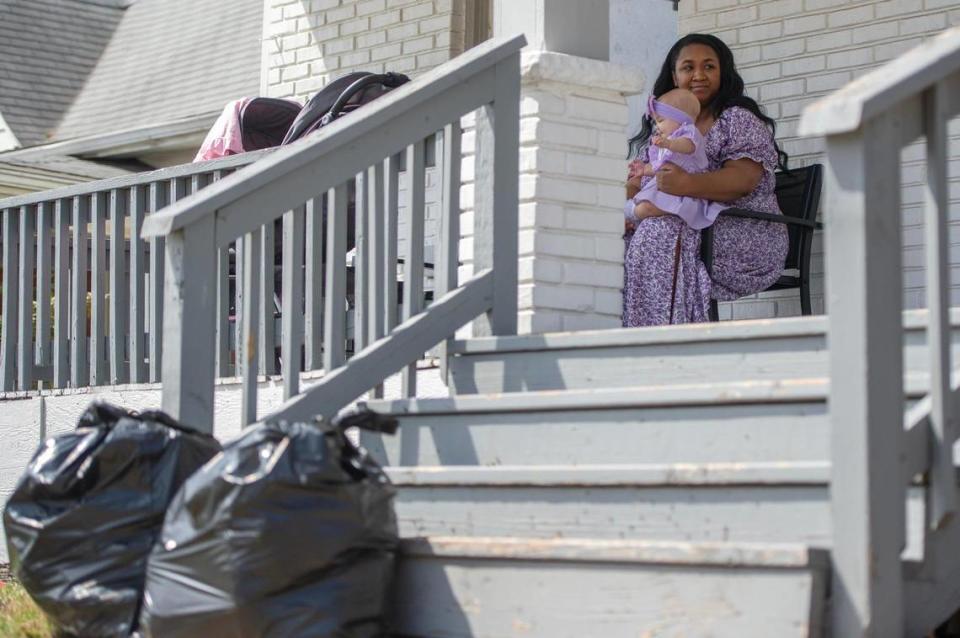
[479,0,643,334]
[823,115,906,637]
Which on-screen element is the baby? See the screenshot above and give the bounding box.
[625,88,717,230]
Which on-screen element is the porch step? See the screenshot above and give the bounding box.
[362,378,834,467]
[446,310,960,394]
[389,536,828,637]
[385,463,925,558]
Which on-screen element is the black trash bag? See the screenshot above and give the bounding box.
[139,409,399,638]
[3,402,221,638]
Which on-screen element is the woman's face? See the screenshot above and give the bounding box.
[672,43,721,106]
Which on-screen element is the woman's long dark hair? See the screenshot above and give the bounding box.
[628,33,788,170]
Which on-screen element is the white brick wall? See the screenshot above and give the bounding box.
[460,53,642,334]
[263,0,466,100]
[680,0,960,319]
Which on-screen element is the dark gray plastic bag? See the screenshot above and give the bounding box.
[139,411,399,638]
[3,402,221,638]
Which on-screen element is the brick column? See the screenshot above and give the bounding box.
[466,0,643,333]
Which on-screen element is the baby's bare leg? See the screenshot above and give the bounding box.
[634,200,668,220]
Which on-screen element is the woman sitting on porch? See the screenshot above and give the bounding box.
[622,33,789,326]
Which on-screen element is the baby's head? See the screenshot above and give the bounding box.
[649,88,700,136]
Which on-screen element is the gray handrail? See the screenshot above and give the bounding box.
[150,34,524,431]
[800,25,960,637]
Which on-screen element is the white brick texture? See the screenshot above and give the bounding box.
[459,52,643,334]
[263,0,466,100]
[681,0,960,320]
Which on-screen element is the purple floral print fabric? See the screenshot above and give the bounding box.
[622,106,788,326]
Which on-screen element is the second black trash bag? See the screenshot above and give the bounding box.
[3,402,221,638]
[139,411,399,638]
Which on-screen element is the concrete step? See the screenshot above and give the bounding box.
[385,463,925,559]
[361,377,931,467]
[362,378,835,467]
[389,536,828,637]
[446,310,960,394]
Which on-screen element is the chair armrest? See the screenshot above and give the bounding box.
[719,207,820,229]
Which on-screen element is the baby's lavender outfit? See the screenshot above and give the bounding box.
[624,123,724,230]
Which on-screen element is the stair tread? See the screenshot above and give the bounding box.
[364,377,832,414]
[449,308,957,355]
[365,374,943,414]
[398,535,830,569]
[450,315,825,353]
[386,461,831,486]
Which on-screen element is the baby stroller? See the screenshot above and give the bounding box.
[195,71,411,160]
[202,72,414,368]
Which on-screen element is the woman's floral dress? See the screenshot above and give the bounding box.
[622,106,788,326]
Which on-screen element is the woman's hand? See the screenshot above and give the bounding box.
[626,174,644,199]
[655,163,692,196]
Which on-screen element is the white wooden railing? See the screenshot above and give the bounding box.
[800,25,960,638]
[140,35,523,429]
[0,150,271,392]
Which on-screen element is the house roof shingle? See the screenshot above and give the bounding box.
[54,0,264,142]
[0,155,136,198]
[0,0,124,147]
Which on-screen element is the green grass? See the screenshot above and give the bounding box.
[0,582,53,638]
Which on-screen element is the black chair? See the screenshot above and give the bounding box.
[701,163,823,321]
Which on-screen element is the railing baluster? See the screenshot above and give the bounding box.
[438,122,462,381]
[923,82,956,529]
[304,195,324,371]
[17,205,35,390]
[109,189,128,385]
[148,181,169,383]
[1,208,19,391]
[35,202,53,374]
[241,229,261,426]
[53,199,69,387]
[401,140,426,397]
[234,237,243,378]
[354,173,367,354]
[324,185,348,371]
[210,169,234,379]
[216,245,230,377]
[70,195,89,388]
[281,206,304,399]
[89,192,107,386]
[259,220,276,375]
[385,154,400,332]
[128,186,147,383]
[368,163,386,399]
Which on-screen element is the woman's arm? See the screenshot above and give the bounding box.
[656,158,763,202]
